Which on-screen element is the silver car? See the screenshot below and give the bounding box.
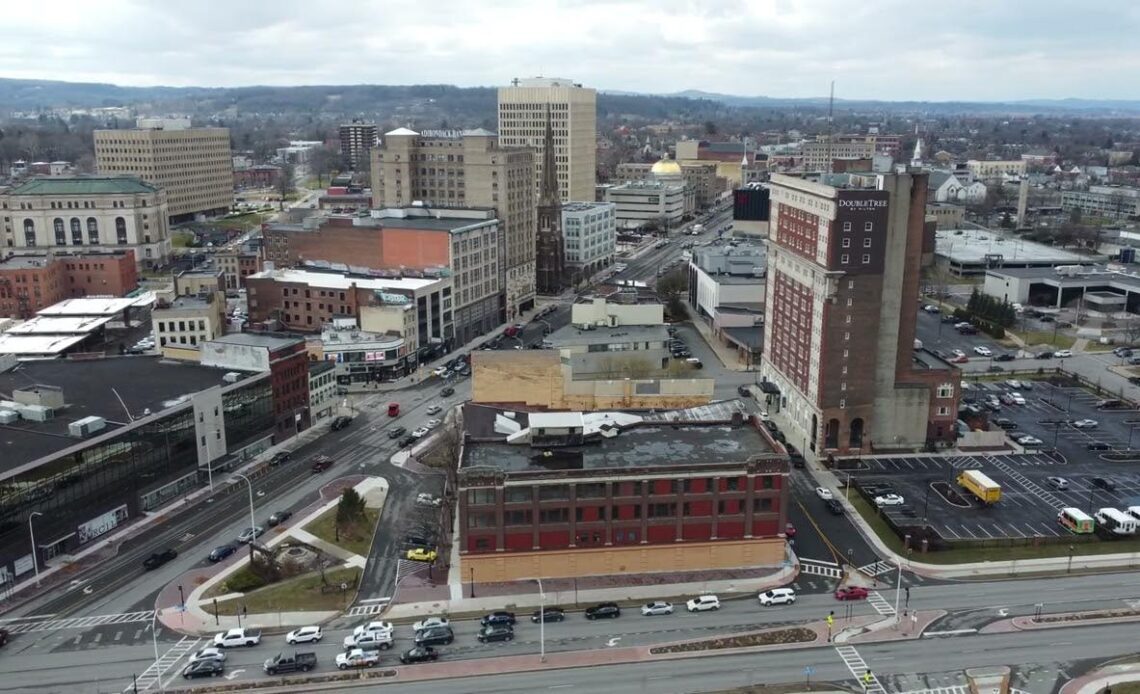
[640,601,674,616]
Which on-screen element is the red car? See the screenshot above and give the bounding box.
[835,586,869,601]
[785,523,797,539]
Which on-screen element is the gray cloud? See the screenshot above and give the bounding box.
[0,0,1135,100]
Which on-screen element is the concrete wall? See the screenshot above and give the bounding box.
[464,537,784,582]
[472,351,713,410]
[869,385,931,450]
[983,273,1031,304]
[571,298,664,327]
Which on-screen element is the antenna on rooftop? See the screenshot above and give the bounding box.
[826,80,835,175]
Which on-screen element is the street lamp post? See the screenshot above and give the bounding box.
[234,473,257,559]
[535,578,546,662]
[1068,544,1075,574]
[151,608,165,693]
[28,511,43,586]
[470,567,475,598]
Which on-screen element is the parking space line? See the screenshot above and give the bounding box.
[974,525,993,538]
[957,525,977,538]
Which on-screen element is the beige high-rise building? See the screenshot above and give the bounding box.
[372,128,537,317]
[94,118,234,223]
[497,77,597,204]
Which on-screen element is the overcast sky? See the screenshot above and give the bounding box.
[1,0,1137,101]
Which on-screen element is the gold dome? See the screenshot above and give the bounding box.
[651,157,683,176]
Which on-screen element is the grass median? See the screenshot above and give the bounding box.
[303,506,379,557]
[847,494,1140,565]
[209,566,362,616]
[1016,330,1076,349]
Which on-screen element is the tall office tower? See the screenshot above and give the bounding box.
[93,118,233,224]
[497,77,597,204]
[759,171,960,457]
[372,128,537,317]
[534,107,565,294]
[339,121,378,170]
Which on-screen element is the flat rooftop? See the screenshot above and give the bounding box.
[209,333,303,350]
[37,295,154,317]
[547,324,669,347]
[4,316,113,335]
[0,357,243,467]
[935,229,1086,264]
[462,402,773,474]
[0,333,89,356]
[248,267,444,292]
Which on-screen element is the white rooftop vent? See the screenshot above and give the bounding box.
[19,404,53,422]
[222,372,243,384]
[69,416,107,438]
[0,410,17,424]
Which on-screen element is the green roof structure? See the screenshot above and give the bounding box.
[6,177,160,196]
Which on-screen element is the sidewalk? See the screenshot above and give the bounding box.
[682,299,750,372]
[0,422,337,615]
[1061,663,1140,694]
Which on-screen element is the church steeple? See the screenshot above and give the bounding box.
[540,104,560,206]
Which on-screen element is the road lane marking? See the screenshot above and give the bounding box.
[923,629,978,637]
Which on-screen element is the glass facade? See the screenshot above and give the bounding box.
[0,376,274,584]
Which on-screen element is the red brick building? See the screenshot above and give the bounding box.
[759,172,960,457]
[456,404,790,582]
[233,165,282,190]
[201,333,312,439]
[0,251,138,318]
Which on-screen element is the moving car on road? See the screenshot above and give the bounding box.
[477,625,515,643]
[585,602,621,619]
[182,660,224,679]
[187,647,226,665]
[400,646,439,664]
[343,630,393,651]
[426,405,442,415]
[686,595,721,612]
[480,611,517,627]
[758,588,797,606]
[416,493,443,507]
[412,616,449,632]
[1072,419,1099,429]
[267,510,293,527]
[1054,349,1073,358]
[441,386,455,397]
[825,498,845,515]
[406,547,438,562]
[330,415,352,431]
[531,607,565,623]
[835,586,869,601]
[310,455,334,473]
[337,648,381,670]
[142,548,178,570]
[640,601,674,616]
[285,626,322,645]
[815,487,834,501]
[263,651,316,674]
[388,426,407,439]
[414,626,455,646]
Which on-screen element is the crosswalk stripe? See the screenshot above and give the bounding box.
[834,645,887,694]
[866,590,896,616]
[799,563,843,579]
[7,610,155,634]
[125,635,201,692]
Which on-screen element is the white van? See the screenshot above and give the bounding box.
[684,357,703,369]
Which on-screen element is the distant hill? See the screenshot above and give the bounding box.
[1,77,1137,122]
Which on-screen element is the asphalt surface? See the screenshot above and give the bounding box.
[5,571,1140,692]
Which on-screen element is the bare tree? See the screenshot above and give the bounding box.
[276,162,295,210]
[422,421,462,531]
[1122,317,1140,346]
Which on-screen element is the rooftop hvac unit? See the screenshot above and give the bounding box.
[222,372,243,384]
[69,416,107,438]
[0,409,17,424]
[18,404,53,422]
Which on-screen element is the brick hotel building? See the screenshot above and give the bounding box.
[759,171,959,456]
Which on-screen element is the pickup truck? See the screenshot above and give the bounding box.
[213,627,262,648]
[264,651,317,675]
[335,648,381,670]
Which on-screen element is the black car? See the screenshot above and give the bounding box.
[585,602,621,620]
[1087,442,1111,451]
[388,426,408,439]
[480,611,516,627]
[824,498,845,516]
[531,607,565,623]
[940,314,958,323]
[400,646,438,664]
[762,420,779,434]
[311,455,334,473]
[267,510,293,527]
[331,415,352,431]
[399,435,417,448]
[477,625,515,643]
[993,418,1017,430]
[1128,377,1140,386]
[1039,315,1055,323]
[208,544,238,562]
[441,386,455,397]
[143,548,178,571]
[737,385,752,397]
[405,534,433,549]
[993,354,1016,362]
[414,626,454,646]
[182,659,224,679]
[1092,477,1117,491]
[269,450,291,465]
[1035,351,1054,360]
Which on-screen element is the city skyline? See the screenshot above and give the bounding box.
[1,0,1136,102]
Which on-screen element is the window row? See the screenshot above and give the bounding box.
[467,497,775,528]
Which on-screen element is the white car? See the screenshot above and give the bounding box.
[1047,476,1070,490]
[236,526,264,544]
[922,304,940,313]
[285,626,322,644]
[1017,435,1044,447]
[874,494,905,507]
[640,601,674,616]
[416,493,443,507]
[974,346,992,357]
[1072,419,1099,429]
[758,588,797,606]
[426,405,442,415]
[1009,392,1026,406]
[685,595,721,612]
[343,630,393,650]
[1054,349,1073,358]
[352,621,393,638]
[425,418,441,430]
[411,426,430,439]
[815,487,834,501]
[412,616,450,633]
[187,647,226,664]
[1005,379,1022,389]
[432,367,448,377]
